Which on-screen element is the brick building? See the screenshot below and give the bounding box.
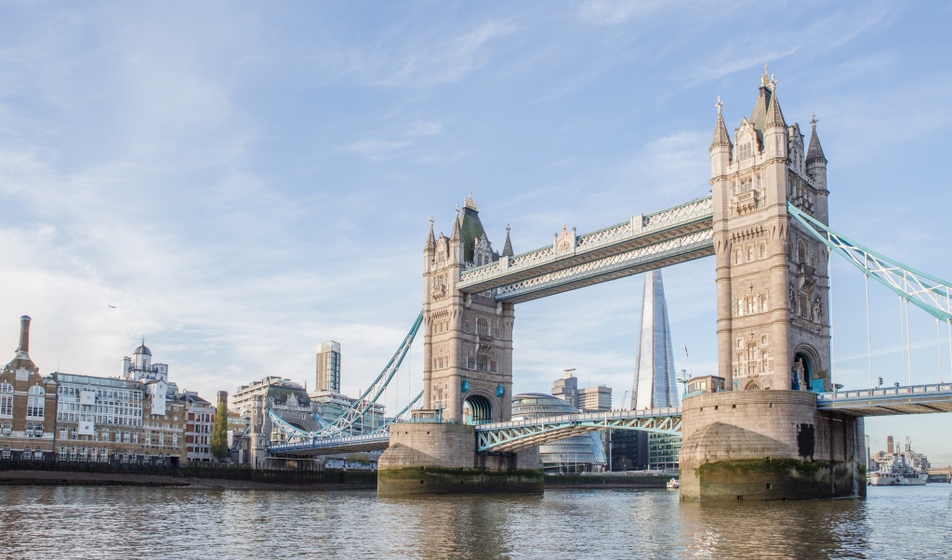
[0,316,57,462]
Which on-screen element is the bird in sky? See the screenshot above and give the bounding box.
[108,305,116,309]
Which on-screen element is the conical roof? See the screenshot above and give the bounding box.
[806,116,827,164]
[501,225,514,258]
[711,107,732,151]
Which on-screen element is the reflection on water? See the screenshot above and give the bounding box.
[0,484,949,558]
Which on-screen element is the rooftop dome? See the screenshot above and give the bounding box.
[133,339,152,356]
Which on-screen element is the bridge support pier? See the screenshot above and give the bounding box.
[377,422,543,496]
[679,391,866,502]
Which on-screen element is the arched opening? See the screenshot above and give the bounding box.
[744,380,761,391]
[463,395,493,425]
[792,351,823,392]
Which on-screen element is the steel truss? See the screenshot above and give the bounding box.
[475,408,682,453]
[457,195,714,301]
[788,203,952,323]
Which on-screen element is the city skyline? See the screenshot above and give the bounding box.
[1,2,951,462]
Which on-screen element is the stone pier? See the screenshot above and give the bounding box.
[377,422,543,496]
[679,390,865,502]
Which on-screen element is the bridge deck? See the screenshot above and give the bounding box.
[817,383,952,416]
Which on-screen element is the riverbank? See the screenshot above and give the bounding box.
[0,470,376,491]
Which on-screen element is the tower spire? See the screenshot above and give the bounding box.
[425,216,436,251]
[806,114,827,164]
[710,96,732,151]
[501,224,514,258]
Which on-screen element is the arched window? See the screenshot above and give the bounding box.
[69,446,77,461]
[101,428,109,442]
[1,445,11,460]
[80,446,87,461]
[100,448,108,463]
[22,446,31,461]
[58,445,66,461]
[477,318,489,337]
[1,422,11,436]
[797,240,807,264]
[476,355,488,372]
[0,383,12,417]
[70,426,77,440]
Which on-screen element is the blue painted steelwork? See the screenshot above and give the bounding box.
[267,391,423,455]
[817,382,952,415]
[788,203,952,323]
[475,408,682,453]
[456,195,714,303]
[268,433,391,456]
[314,311,423,437]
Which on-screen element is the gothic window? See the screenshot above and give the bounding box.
[734,249,741,265]
[467,356,475,369]
[490,360,497,374]
[747,246,753,262]
[736,300,743,317]
[746,297,756,315]
[797,240,807,264]
[476,355,488,372]
[761,334,768,345]
[477,318,489,337]
[760,293,768,312]
[463,321,471,333]
[737,339,744,349]
[0,383,11,417]
[755,174,762,191]
[760,243,767,259]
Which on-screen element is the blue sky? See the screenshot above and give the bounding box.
[2,1,951,462]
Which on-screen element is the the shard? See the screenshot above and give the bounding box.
[631,270,680,410]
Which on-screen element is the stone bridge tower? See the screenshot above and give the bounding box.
[422,193,515,423]
[710,66,831,393]
[680,68,864,502]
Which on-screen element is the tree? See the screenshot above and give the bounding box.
[210,401,229,461]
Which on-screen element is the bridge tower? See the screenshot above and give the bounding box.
[422,193,515,423]
[680,67,864,502]
[711,66,831,393]
[378,193,541,496]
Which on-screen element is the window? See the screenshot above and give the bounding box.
[760,243,767,259]
[22,446,31,461]
[466,356,475,369]
[58,445,66,461]
[0,383,12,417]
[25,423,33,437]
[27,385,44,418]
[159,434,165,446]
[101,428,109,442]
[476,355,488,372]
[60,425,68,440]
[477,318,489,337]
[69,446,77,461]
[100,448,108,463]
[70,427,77,440]
[1,445,10,460]
[1,422,11,436]
[747,246,753,262]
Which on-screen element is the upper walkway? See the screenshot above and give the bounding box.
[457,195,713,303]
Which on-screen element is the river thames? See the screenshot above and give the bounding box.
[0,484,949,558]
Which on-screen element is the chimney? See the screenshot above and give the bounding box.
[17,315,31,357]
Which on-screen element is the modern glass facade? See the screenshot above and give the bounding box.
[511,393,606,472]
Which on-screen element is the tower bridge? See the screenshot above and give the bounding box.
[265,68,952,501]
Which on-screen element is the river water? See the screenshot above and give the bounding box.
[0,484,950,559]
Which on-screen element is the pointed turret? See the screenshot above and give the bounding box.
[764,85,785,129]
[425,216,436,252]
[501,224,514,258]
[710,97,732,178]
[710,97,732,151]
[805,115,827,164]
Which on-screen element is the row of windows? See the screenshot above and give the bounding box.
[733,242,768,265]
[0,384,41,394]
[57,413,141,426]
[58,385,141,402]
[57,425,178,447]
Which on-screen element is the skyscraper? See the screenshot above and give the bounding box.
[631,270,680,410]
[316,341,341,393]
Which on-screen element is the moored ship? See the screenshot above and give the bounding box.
[868,436,930,486]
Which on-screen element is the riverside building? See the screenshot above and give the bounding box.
[51,340,186,466]
[0,316,57,462]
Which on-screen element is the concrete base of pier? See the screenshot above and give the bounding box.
[377,423,543,496]
[679,390,866,502]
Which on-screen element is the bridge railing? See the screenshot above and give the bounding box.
[268,433,388,453]
[477,406,682,431]
[458,195,713,289]
[817,382,952,402]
